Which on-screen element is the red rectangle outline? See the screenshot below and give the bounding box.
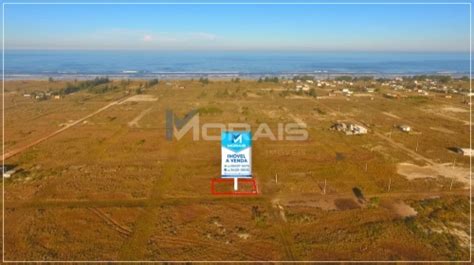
[210,178,258,195]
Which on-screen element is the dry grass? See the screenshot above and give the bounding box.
[2,79,471,261]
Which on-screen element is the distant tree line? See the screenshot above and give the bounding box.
[334,76,374,82]
[199,77,210,84]
[146,79,159,87]
[332,75,471,84]
[258,77,279,83]
[60,77,111,95]
[404,75,452,84]
[292,75,314,81]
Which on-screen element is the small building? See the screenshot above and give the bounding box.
[1,165,17,178]
[331,122,368,135]
[448,147,474,156]
[342,88,353,96]
[449,147,474,157]
[398,124,411,133]
[460,148,474,157]
[365,87,375,93]
[3,169,16,178]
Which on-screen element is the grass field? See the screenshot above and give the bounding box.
[2,79,471,261]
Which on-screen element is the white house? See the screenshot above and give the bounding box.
[398,124,411,132]
[331,122,368,135]
[2,167,16,178]
[460,148,474,157]
[449,147,474,156]
[365,87,375,93]
[342,88,353,96]
[302,84,310,91]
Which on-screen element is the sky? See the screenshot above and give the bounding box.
[3,2,471,52]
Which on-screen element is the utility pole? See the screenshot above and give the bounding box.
[449,177,454,191]
[323,179,327,195]
[415,140,419,152]
[387,178,392,192]
[275,173,278,184]
[365,162,368,172]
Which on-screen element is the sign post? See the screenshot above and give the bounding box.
[211,131,257,195]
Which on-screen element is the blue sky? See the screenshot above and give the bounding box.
[3,2,471,52]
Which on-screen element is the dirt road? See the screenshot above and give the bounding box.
[2,96,130,161]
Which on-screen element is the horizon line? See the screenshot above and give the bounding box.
[3,48,471,53]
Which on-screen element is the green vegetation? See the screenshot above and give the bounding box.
[404,197,470,260]
[197,106,223,115]
[90,84,119,94]
[258,77,279,83]
[334,75,353,82]
[292,75,314,81]
[368,197,380,208]
[199,77,210,84]
[61,77,111,95]
[406,95,430,104]
[354,76,374,81]
[146,78,159,87]
[407,75,452,84]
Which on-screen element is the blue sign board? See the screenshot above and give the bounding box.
[221,131,252,178]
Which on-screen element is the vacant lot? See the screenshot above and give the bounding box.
[2,79,471,261]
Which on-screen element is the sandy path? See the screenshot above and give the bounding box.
[373,131,435,165]
[397,162,470,186]
[421,107,471,126]
[382,111,401,119]
[429,127,455,134]
[128,107,153,128]
[3,96,131,161]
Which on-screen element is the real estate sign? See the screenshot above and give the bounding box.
[221,131,252,178]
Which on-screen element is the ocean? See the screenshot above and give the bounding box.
[3,50,470,79]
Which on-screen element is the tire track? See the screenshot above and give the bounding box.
[88,207,132,238]
[270,199,296,261]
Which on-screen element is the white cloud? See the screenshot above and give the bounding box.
[143,35,153,42]
[6,28,223,50]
